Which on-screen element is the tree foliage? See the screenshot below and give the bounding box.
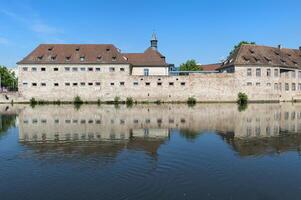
[228,41,256,58]
[179,59,201,71]
[0,65,18,91]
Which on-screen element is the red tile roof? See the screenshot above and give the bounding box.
[221,44,301,69]
[17,44,128,64]
[199,63,221,71]
[123,47,168,67]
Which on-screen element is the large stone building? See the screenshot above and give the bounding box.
[16,34,301,102]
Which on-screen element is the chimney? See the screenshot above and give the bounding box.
[278,44,282,49]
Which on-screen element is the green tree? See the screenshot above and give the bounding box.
[0,66,18,91]
[229,41,256,57]
[179,59,201,71]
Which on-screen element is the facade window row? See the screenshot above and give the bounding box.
[247,68,301,78]
[22,66,126,72]
[23,81,187,87]
[246,82,301,91]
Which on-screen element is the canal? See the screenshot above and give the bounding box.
[0,103,301,200]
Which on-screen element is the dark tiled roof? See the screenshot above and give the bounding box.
[221,44,301,69]
[199,63,221,71]
[123,47,168,67]
[17,44,128,64]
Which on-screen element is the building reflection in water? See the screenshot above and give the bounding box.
[1,103,301,157]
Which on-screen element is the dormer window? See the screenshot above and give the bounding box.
[48,47,53,51]
[249,49,255,54]
[242,56,249,62]
[274,51,280,56]
[65,56,71,61]
[280,59,286,65]
[37,55,43,61]
[112,56,117,61]
[80,56,85,61]
[106,48,110,52]
[51,55,57,61]
[97,56,102,61]
[264,56,272,63]
[75,47,80,51]
[287,54,292,57]
[292,60,298,66]
[253,56,260,63]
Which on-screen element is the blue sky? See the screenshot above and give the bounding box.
[0,0,301,67]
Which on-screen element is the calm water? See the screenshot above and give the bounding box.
[0,103,301,200]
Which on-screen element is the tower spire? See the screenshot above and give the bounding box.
[150,32,158,50]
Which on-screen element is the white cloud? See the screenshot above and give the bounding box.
[31,23,62,35]
[1,8,64,39]
[0,37,9,45]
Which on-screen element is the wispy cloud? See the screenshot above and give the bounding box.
[0,37,9,45]
[1,8,64,42]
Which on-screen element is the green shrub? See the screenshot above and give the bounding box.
[187,97,196,105]
[237,92,248,104]
[126,97,134,105]
[114,96,120,104]
[155,100,162,104]
[74,96,83,104]
[30,97,37,105]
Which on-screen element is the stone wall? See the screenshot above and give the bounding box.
[16,63,301,102]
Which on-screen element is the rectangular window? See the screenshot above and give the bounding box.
[41,67,46,71]
[247,68,252,76]
[65,83,70,86]
[267,83,271,87]
[54,67,58,71]
[256,68,261,77]
[65,67,70,71]
[157,82,162,86]
[285,83,289,91]
[23,67,28,71]
[80,67,86,71]
[120,68,125,72]
[299,71,301,79]
[292,83,296,91]
[110,82,115,86]
[292,71,296,78]
[23,82,28,86]
[72,67,78,72]
[274,83,278,90]
[285,72,289,78]
[32,83,37,86]
[274,69,279,77]
[181,82,186,86]
[95,67,100,72]
[109,67,115,72]
[256,82,260,86]
[279,83,282,91]
[169,82,174,86]
[133,82,138,86]
[144,68,149,76]
[41,83,46,86]
[145,82,150,86]
[88,82,93,86]
[120,82,125,86]
[73,83,78,86]
[88,67,93,71]
[80,82,85,86]
[95,82,101,86]
[32,67,37,71]
[54,83,59,87]
[298,83,301,91]
[267,69,271,77]
[247,82,252,86]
